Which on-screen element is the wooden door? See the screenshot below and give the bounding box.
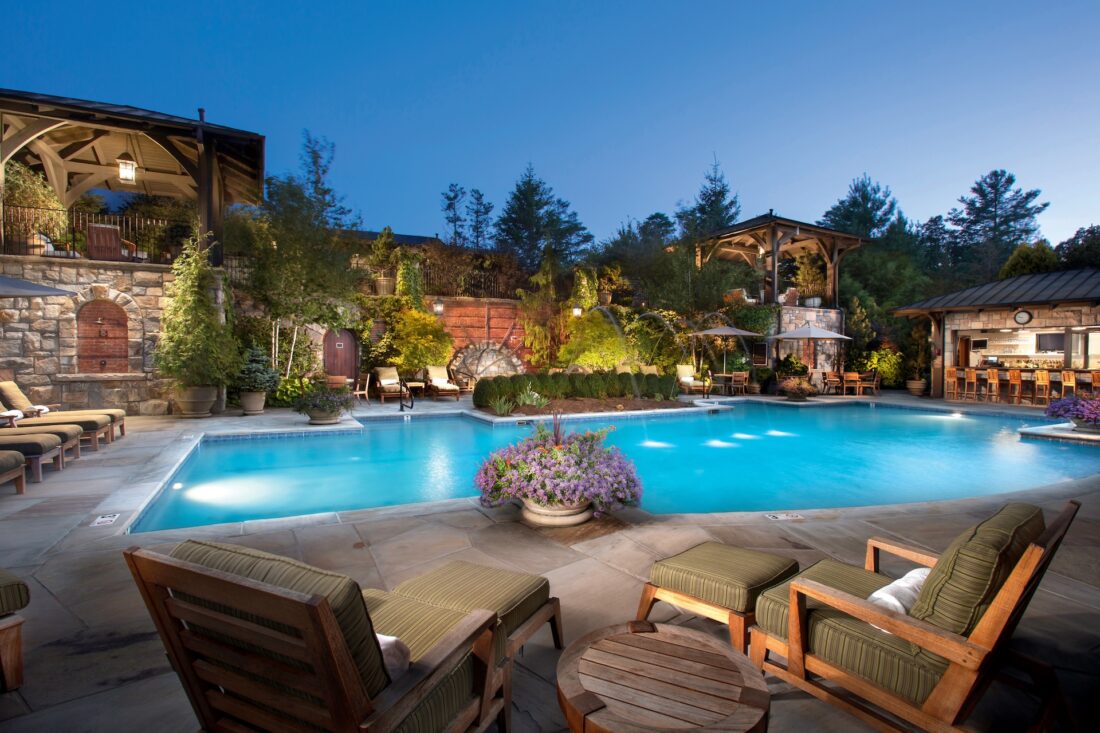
[322,329,358,380]
[957,336,971,370]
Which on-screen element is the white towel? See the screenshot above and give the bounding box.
[867,567,931,633]
[376,633,411,680]
[32,404,50,414]
[1,409,24,421]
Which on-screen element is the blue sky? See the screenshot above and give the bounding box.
[5,1,1098,243]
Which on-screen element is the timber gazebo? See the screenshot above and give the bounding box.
[698,211,865,307]
[0,88,264,262]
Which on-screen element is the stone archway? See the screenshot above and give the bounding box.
[450,341,524,382]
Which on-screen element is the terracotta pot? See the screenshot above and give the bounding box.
[905,379,927,397]
[175,386,218,418]
[326,376,349,390]
[239,391,267,415]
[305,408,342,425]
[521,498,594,527]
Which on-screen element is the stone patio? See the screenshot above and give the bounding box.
[0,394,1098,731]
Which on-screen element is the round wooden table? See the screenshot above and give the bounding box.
[556,620,770,732]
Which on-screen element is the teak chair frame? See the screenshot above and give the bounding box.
[749,501,1080,733]
[125,548,505,733]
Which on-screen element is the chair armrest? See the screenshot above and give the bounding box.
[865,536,939,572]
[786,579,987,675]
[362,608,497,732]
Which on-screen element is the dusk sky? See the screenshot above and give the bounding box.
[5,1,1098,244]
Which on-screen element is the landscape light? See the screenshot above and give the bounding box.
[432,298,445,315]
[571,305,583,317]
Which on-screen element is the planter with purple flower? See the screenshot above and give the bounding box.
[1046,394,1100,433]
[476,413,643,527]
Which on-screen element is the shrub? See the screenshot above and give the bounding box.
[234,346,280,393]
[779,377,817,398]
[391,309,454,373]
[488,394,515,416]
[858,347,904,388]
[1046,394,1100,424]
[605,372,626,398]
[775,354,809,377]
[292,386,353,415]
[473,378,497,408]
[643,373,661,398]
[558,310,634,370]
[657,374,679,399]
[550,372,571,399]
[270,376,313,407]
[618,372,638,397]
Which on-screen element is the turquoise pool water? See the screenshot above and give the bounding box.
[130,404,1100,532]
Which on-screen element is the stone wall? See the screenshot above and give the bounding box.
[0,254,185,414]
[776,306,844,371]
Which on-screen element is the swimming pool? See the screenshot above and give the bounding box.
[130,403,1100,532]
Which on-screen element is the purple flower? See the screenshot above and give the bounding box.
[1046,395,1100,424]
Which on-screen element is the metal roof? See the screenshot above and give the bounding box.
[705,212,866,244]
[894,268,1100,315]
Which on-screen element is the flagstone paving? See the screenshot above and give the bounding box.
[0,396,1097,731]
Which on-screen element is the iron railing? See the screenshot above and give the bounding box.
[421,263,512,299]
[0,205,193,263]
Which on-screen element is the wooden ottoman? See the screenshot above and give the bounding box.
[638,542,799,653]
[557,620,769,732]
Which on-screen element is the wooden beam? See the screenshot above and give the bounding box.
[25,139,68,200]
[146,133,200,181]
[1,117,67,164]
[63,171,114,207]
[56,130,109,161]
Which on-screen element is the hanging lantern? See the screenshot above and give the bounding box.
[116,151,137,184]
[571,305,583,318]
[432,297,445,315]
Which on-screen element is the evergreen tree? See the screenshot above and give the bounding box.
[998,240,1060,278]
[947,169,1049,283]
[441,183,467,247]
[494,165,592,270]
[639,212,676,249]
[1056,225,1100,269]
[466,188,494,249]
[675,162,740,240]
[818,174,897,238]
[916,215,955,277]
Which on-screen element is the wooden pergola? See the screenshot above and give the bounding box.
[697,211,865,307]
[0,88,264,260]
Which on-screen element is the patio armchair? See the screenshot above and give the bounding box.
[842,372,863,395]
[352,372,372,403]
[86,223,138,262]
[373,366,408,404]
[0,380,127,440]
[823,372,842,395]
[0,567,30,691]
[675,364,708,396]
[749,501,1080,732]
[859,371,880,396]
[425,366,461,401]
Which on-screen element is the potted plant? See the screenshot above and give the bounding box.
[905,330,930,397]
[779,377,817,402]
[293,386,354,425]
[597,264,624,307]
[746,366,770,395]
[793,254,827,308]
[155,238,242,417]
[477,413,642,526]
[235,346,279,415]
[368,227,398,296]
[1046,395,1100,433]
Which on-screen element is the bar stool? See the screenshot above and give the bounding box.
[1060,370,1077,398]
[944,367,958,400]
[1034,370,1051,406]
[985,368,1002,402]
[1007,369,1025,405]
[963,368,979,401]
[1091,371,1100,397]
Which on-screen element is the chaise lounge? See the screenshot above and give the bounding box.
[0,380,127,441]
[0,432,64,485]
[373,366,409,404]
[425,366,462,401]
[0,450,26,495]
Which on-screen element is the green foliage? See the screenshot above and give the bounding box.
[489,394,516,416]
[845,297,876,355]
[390,309,454,373]
[855,347,904,387]
[472,377,498,408]
[658,374,679,399]
[517,258,567,368]
[818,174,897,238]
[494,165,593,270]
[474,370,675,406]
[640,245,759,315]
[1057,226,1100,269]
[395,247,426,307]
[466,188,494,249]
[368,226,398,271]
[775,354,809,377]
[570,267,599,310]
[2,161,67,241]
[643,373,661,398]
[999,240,1060,279]
[293,386,353,415]
[270,376,314,407]
[558,310,633,370]
[441,183,467,247]
[675,162,740,240]
[234,346,280,393]
[515,387,550,408]
[904,322,931,380]
[625,309,688,372]
[155,238,241,387]
[793,254,827,298]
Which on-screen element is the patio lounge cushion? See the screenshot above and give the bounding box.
[393,560,548,656]
[910,503,1045,666]
[4,425,83,442]
[650,542,799,613]
[0,433,61,456]
[0,568,30,616]
[361,588,479,733]
[0,450,26,473]
[170,540,390,697]
[13,414,111,431]
[758,560,946,705]
[49,408,126,423]
[0,382,35,412]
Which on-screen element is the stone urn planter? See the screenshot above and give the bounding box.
[597,290,613,307]
[521,498,594,527]
[905,378,927,397]
[803,296,823,308]
[1070,418,1100,433]
[239,391,267,416]
[373,275,396,296]
[174,386,218,418]
[304,408,342,425]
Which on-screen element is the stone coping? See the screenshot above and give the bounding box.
[1020,422,1100,444]
[0,252,176,273]
[52,373,153,382]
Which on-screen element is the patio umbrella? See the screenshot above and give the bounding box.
[769,324,851,371]
[0,276,75,298]
[690,326,762,371]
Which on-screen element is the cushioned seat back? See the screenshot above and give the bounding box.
[0,568,30,616]
[0,382,33,413]
[426,366,450,383]
[375,366,400,382]
[910,503,1044,664]
[675,365,694,382]
[170,540,390,698]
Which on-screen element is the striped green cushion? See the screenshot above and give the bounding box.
[0,569,30,615]
[910,503,1044,666]
[54,409,127,423]
[393,560,549,636]
[394,654,475,733]
[170,540,389,698]
[756,559,945,705]
[650,542,799,613]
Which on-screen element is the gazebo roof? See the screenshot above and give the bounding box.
[699,211,865,267]
[0,87,264,206]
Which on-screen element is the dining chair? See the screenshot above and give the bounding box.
[944,367,958,400]
[352,373,371,403]
[963,368,979,401]
[1060,370,1077,398]
[842,372,862,395]
[823,372,841,395]
[1033,370,1051,406]
[984,368,1002,403]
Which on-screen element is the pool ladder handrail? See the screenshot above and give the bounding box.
[398,378,415,412]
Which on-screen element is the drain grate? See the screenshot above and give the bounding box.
[91,513,120,527]
[764,512,804,521]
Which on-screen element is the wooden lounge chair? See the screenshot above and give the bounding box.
[0,381,127,440]
[0,567,30,691]
[675,364,708,396]
[373,366,408,404]
[0,432,63,484]
[125,543,506,733]
[0,450,26,496]
[4,413,112,450]
[425,366,461,401]
[3,425,81,468]
[749,501,1080,733]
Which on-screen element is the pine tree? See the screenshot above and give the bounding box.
[675,162,740,240]
[441,183,467,247]
[998,241,1060,279]
[466,189,494,249]
[947,169,1049,283]
[1056,225,1100,269]
[494,165,592,270]
[818,174,897,238]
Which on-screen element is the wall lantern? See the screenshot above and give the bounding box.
[571,305,583,318]
[116,152,137,184]
[432,298,445,315]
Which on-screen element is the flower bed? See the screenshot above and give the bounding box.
[1046,394,1100,429]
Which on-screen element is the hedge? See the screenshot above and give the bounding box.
[472,372,679,408]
